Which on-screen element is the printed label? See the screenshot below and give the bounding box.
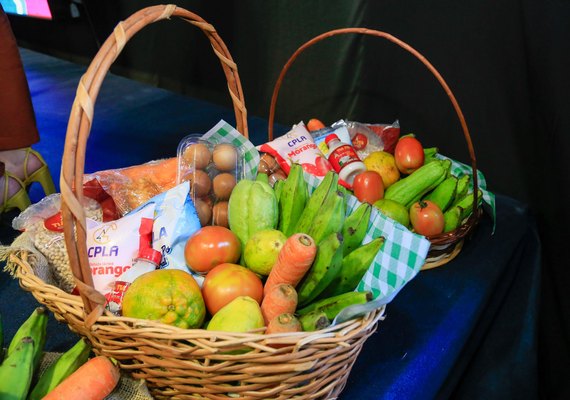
[328,144,361,172]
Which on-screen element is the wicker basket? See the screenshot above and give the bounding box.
[266,28,482,270]
[13,6,385,399]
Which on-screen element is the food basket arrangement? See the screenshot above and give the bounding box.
[2,6,497,400]
[4,6,396,400]
[264,27,494,270]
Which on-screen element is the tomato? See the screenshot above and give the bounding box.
[353,171,384,204]
[394,136,425,174]
[409,200,444,236]
[184,226,241,274]
[201,263,264,315]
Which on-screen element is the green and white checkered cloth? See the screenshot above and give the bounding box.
[201,120,260,181]
[302,155,495,304]
[202,120,495,305]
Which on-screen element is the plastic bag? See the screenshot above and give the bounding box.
[84,157,179,216]
[86,204,156,296]
[258,122,333,177]
[15,197,102,293]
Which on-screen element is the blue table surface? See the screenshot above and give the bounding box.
[0,48,540,400]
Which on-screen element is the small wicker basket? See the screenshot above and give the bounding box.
[13,6,385,399]
[266,28,482,270]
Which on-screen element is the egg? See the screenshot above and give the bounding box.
[213,143,238,171]
[194,197,212,226]
[268,170,287,186]
[182,143,211,170]
[212,201,229,227]
[260,153,280,174]
[213,173,236,200]
[185,169,212,198]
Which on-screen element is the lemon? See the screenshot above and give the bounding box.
[363,151,400,188]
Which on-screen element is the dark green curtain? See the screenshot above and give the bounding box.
[8,0,570,398]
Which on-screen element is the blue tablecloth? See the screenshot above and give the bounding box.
[0,48,540,399]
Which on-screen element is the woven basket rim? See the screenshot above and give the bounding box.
[13,250,386,346]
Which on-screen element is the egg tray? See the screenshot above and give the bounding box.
[176,134,244,227]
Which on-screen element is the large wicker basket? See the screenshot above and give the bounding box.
[13,6,385,399]
[267,28,482,270]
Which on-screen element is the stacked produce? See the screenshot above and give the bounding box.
[0,308,119,399]
[323,128,482,237]
[114,164,382,342]
[80,120,483,342]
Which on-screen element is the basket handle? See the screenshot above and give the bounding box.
[267,27,479,239]
[60,5,248,324]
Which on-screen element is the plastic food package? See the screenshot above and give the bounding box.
[258,122,333,177]
[86,203,156,297]
[13,194,105,293]
[341,120,401,158]
[257,153,287,187]
[176,134,244,228]
[84,157,179,216]
[309,120,353,157]
[138,181,201,277]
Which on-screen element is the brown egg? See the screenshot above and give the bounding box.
[194,197,212,226]
[182,143,212,169]
[260,153,280,173]
[213,143,238,171]
[186,169,212,198]
[212,201,229,227]
[213,173,236,200]
[268,170,287,186]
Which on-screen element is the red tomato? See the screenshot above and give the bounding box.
[184,226,241,274]
[409,200,444,236]
[202,263,264,315]
[353,171,384,204]
[394,136,425,174]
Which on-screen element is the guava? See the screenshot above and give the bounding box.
[373,198,410,228]
[243,229,287,276]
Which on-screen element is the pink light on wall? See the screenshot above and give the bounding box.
[26,1,52,19]
[1,0,53,20]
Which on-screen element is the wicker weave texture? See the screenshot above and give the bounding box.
[14,254,383,399]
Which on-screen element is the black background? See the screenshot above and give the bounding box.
[7,1,570,398]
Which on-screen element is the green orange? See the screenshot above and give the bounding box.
[122,269,205,329]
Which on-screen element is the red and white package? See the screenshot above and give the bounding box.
[86,203,156,296]
[258,122,333,177]
[342,120,401,158]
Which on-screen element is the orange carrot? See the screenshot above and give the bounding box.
[306,118,326,132]
[261,283,298,325]
[43,356,120,400]
[263,233,317,297]
[266,313,302,335]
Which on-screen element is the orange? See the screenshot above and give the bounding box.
[122,269,205,329]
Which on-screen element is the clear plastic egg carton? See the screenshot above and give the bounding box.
[176,134,244,228]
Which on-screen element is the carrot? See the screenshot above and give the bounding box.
[306,118,326,132]
[266,313,302,335]
[263,233,317,297]
[43,356,120,400]
[261,283,298,325]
